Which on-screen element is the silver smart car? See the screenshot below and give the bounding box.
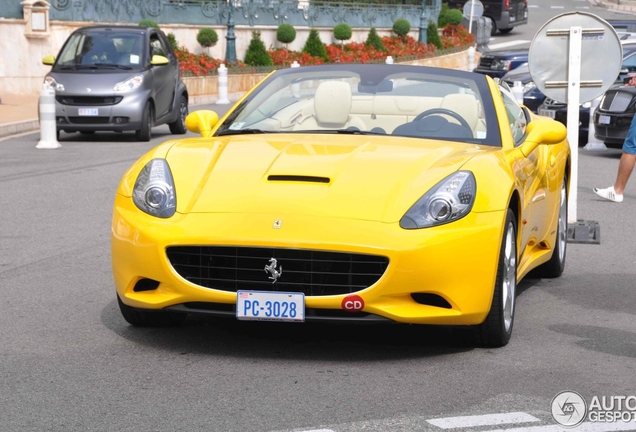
[42,25,189,141]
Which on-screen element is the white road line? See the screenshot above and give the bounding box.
[481,421,636,432]
[551,5,565,8]
[427,412,541,429]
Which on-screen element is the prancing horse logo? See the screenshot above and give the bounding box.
[264,258,282,283]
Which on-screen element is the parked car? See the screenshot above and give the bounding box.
[501,63,545,113]
[41,25,189,142]
[473,48,528,79]
[447,0,528,35]
[593,85,636,148]
[112,63,570,348]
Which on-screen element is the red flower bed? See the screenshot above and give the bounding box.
[176,27,474,75]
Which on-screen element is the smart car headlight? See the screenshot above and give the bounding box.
[43,76,65,91]
[400,171,476,229]
[132,159,176,218]
[114,75,143,93]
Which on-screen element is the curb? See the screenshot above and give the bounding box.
[0,119,39,140]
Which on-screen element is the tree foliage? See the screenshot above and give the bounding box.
[334,23,353,42]
[392,19,411,37]
[197,28,218,48]
[138,19,159,29]
[427,21,442,49]
[277,24,296,45]
[365,27,385,51]
[302,29,329,62]
[244,31,273,66]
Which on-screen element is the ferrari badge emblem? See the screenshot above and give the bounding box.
[264,258,282,283]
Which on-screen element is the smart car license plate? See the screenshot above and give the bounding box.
[599,115,611,125]
[236,291,305,322]
[78,108,99,116]
[538,109,556,119]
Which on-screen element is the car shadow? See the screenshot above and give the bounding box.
[100,299,481,360]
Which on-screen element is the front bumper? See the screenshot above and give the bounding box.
[594,111,633,144]
[54,90,150,132]
[112,195,506,326]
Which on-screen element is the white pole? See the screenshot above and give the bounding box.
[217,64,230,105]
[385,56,394,64]
[469,0,475,34]
[584,96,607,151]
[36,83,61,149]
[567,26,582,224]
[291,61,301,98]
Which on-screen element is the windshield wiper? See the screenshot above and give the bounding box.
[216,128,270,136]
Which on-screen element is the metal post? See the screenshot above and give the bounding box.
[37,83,60,149]
[217,64,230,104]
[418,0,428,44]
[225,0,237,64]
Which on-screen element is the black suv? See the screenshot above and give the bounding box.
[447,0,528,35]
[473,48,528,79]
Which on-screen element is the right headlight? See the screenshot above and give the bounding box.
[132,159,176,218]
[400,171,476,229]
[114,75,143,93]
[491,59,512,71]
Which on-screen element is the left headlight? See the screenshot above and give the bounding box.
[133,159,176,218]
[114,75,143,93]
[400,171,476,229]
[491,59,512,71]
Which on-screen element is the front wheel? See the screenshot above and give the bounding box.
[476,208,517,348]
[117,295,186,327]
[136,101,153,142]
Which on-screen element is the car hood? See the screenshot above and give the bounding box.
[164,134,488,223]
[502,63,530,83]
[48,70,143,93]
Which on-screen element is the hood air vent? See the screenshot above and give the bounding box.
[268,175,330,184]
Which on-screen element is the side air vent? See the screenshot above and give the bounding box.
[268,175,330,183]
[411,293,452,309]
[133,278,160,292]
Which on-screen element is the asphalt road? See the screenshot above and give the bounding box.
[2,2,636,431]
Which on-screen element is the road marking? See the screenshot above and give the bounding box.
[427,412,541,429]
[482,421,636,432]
[551,5,565,8]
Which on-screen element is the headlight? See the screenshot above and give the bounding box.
[491,59,512,71]
[133,159,176,218]
[114,75,143,93]
[43,76,64,91]
[400,171,476,229]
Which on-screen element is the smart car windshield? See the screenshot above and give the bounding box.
[216,64,501,146]
[54,31,145,71]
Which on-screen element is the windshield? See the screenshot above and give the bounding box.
[216,64,501,146]
[54,31,145,71]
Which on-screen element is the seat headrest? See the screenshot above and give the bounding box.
[314,81,352,127]
[440,93,480,129]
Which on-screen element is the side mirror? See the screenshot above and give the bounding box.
[519,120,567,156]
[185,110,219,137]
[151,54,170,66]
[42,55,55,66]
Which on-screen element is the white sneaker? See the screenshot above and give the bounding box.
[593,186,623,203]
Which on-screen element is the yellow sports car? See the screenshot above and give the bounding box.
[112,64,569,347]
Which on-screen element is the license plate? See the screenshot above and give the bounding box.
[539,109,556,119]
[236,291,305,322]
[78,108,98,116]
[599,115,611,125]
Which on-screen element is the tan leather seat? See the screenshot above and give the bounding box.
[293,81,366,131]
[439,93,481,132]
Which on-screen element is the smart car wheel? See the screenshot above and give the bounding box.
[477,208,517,348]
[168,95,188,135]
[117,294,186,327]
[534,178,568,278]
[136,101,153,142]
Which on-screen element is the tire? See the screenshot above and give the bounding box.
[533,178,568,278]
[476,208,517,348]
[79,131,95,135]
[168,94,188,135]
[117,294,186,327]
[499,28,513,34]
[136,101,153,142]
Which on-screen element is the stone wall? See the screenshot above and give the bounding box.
[0,18,478,97]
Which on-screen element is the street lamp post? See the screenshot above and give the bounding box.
[418,0,428,44]
[225,0,237,64]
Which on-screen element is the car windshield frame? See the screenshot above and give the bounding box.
[216,64,503,147]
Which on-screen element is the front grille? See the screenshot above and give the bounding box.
[166,246,390,296]
[56,96,123,106]
[600,91,632,112]
[478,57,494,68]
[594,125,629,140]
[67,116,110,124]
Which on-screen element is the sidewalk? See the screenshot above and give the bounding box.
[2,0,636,140]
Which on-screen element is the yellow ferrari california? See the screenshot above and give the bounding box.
[112,63,570,347]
